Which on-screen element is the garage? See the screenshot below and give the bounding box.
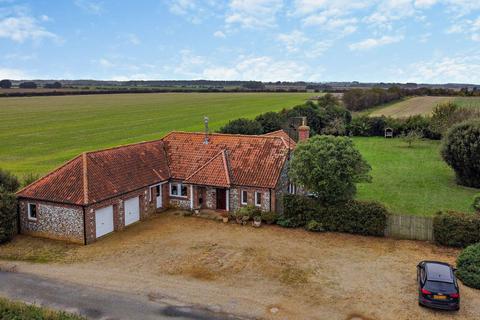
[124,196,140,226]
[95,206,114,238]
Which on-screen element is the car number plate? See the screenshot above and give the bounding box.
[434,295,446,300]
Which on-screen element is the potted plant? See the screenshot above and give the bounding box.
[221,211,229,223]
[252,215,262,228]
[194,207,200,215]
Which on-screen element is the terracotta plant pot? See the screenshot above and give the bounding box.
[222,217,229,223]
[253,220,262,228]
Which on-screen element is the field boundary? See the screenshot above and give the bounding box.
[385,214,434,241]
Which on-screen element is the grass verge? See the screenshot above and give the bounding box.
[0,297,85,320]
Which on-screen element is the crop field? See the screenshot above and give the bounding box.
[354,137,477,216]
[0,92,311,176]
[368,96,480,118]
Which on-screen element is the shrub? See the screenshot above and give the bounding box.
[473,194,480,213]
[305,220,325,232]
[433,211,480,247]
[456,243,480,289]
[289,135,371,205]
[317,200,389,236]
[278,194,319,228]
[400,129,423,148]
[261,211,277,224]
[441,120,480,188]
[430,102,480,136]
[233,205,261,221]
[0,169,20,192]
[255,112,284,133]
[218,118,263,135]
[0,188,17,243]
[280,195,388,236]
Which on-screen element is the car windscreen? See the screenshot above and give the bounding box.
[425,280,456,293]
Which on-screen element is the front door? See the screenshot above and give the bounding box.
[216,188,226,210]
[155,185,162,209]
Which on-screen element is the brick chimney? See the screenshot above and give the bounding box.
[298,117,310,142]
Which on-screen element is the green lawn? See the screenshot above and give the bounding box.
[353,137,478,216]
[0,297,85,320]
[0,92,310,176]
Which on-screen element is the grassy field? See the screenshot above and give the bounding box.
[0,297,85,320]
[354,137,477,216]
[0,92,310,176]
[368,96,480,118]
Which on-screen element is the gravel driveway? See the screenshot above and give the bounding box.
[0,211,478,319]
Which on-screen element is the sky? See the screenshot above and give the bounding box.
[1,0,480,83]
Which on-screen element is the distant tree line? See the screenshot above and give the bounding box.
[219,94,351,137]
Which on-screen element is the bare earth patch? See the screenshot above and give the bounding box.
[369,96,453,118]
[1,211,479,319]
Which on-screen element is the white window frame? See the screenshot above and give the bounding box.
[288,183,296,194]
[241,190,248,205]
[149,182,167,201]
[170,182,188,198]
[255,191,262,207]
[27,202,37,221]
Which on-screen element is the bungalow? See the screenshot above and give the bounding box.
[16,126,309,244]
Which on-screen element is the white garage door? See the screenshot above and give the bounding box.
[95,206,114,238]
[124,196,140,226]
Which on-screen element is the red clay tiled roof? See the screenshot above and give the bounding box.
[163,132,289,189]
[184,150,231,188]
[263,130,296,148]
[17,140,170,205]
[18,131,290,204]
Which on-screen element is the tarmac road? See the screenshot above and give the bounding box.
[0,271,245,320]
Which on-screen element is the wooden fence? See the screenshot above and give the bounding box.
[385,214,434,241]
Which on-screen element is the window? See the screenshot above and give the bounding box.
[255,192,262,207]
[170,182,187,197]
[241,190,248,205]
[288,183,296,194]
[28,203,37,220]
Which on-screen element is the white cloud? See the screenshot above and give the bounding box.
[74,0,103,15]
[349,35,404,50]
[0,15,58,42]
[305,40,332,58]
[125,33,140,45]
[397,52,480,83]
[225,0,283,28]
[0,67,29,79]
[213,30,226,38]
[168,0,220,24]
[414,0,438,9]
[169,0,196,15]
[40,14,50,22]
[277,30,308,52]
[98,58,115,68]
[202,55,315,81]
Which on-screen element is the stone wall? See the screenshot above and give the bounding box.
[19,200,84,244]
[229,188,240,212]
[205,187,216,209]
[275,161,290,215]
[230,187,271,212]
